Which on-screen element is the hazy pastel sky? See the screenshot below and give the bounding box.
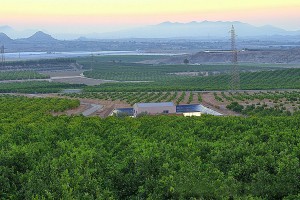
[1,0,300,34]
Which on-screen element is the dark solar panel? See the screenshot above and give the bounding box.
[115,108,134,116]
[176,104,201,113]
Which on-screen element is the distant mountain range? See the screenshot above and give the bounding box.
[0,31,58,44]
[0,21,300,41]
[86,21,300,39]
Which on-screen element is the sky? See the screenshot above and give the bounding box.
[1,0,300,34]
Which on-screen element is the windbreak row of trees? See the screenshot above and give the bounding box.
[0,95,300,199]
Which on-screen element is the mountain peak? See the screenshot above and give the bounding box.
[0,32,13,43]
[27,31,57,42]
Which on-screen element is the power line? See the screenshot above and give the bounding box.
[230,25,240,91]
[1,45,5,66]
[90,53,94,69]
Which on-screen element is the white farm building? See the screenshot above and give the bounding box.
[133,102,176,117]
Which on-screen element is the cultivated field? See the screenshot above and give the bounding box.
[212,90,300,116]
[1,55,300,117]
[58,89,300,117]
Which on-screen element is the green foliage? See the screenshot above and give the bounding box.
[176,91,186,105]
[0,96,300,199]
[214,92,223,102]
[225,91,300,116]
[0,81,84,93]
[230,90,300,102]
[85,68,300,92]
[81,57,277,82]
[63,91,194,105]
[227,102,244,112]
[183,58,189,65]
[187,92,194,104]
[1,58,76,71]
[0,71,49,80]
[197,93,202,102]
[77,55,167,65]
[242,104,293,117]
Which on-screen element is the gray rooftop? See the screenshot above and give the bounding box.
[135,102,175,108]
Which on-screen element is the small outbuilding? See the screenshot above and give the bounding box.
[133,102,176,117]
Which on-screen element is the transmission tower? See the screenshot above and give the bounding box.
[230,25,240,91]
[1,45,5,66]
[90,53,94,70]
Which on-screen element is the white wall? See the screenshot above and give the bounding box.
[133,105,176,117]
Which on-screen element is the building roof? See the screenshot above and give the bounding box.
[115,108,134,115]
[176,104,222,116]
[176,104,202,113]
[135,102,175,108]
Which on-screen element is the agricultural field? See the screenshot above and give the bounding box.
[1,56,300,199]
[80,58,282,81]
[1,58,79,71]
[1,67,299,93]
[62,91,202,106]
[85,68,300,92]
[211,90,300,116]
[0,71,49,81]
[1,95,300,199]
[62,90,300,117]
[76,55,169,65]
[0,56,299,93]
[0,81,84,93]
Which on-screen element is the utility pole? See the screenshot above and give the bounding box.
[230,25,240,91]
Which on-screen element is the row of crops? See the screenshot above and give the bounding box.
[0,71,49,81]
[85,68,300,92]
[213,90,300,116]
[82,64,280,82]
[78,55,281,82]
[62,91,202,105]
[0,62,299,93]
[0,58,77,71]
[0,81,84,93]
[226,100,300,117]
[215,90,300,104]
